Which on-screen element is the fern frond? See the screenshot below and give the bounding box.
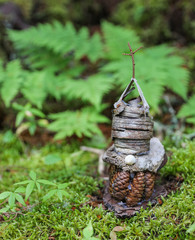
[21,72,47,109]
[8,21,103,63]
[102,21,141,60]
[177,95,195,122]
[0,60,23,107]
[61,74,113,108]
[48,108,109,140]
[101,23,190,110]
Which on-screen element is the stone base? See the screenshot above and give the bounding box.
[103,181,168,218]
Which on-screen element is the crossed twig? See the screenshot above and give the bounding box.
[113,43,149,115]
[123,42,143,79]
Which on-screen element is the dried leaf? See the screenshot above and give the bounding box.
[112,226,125,232]
[110,226,125,240]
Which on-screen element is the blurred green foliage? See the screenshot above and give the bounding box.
[0,21,193,139]
[113,0,195,44]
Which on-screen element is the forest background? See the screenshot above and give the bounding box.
[0,0,194,239]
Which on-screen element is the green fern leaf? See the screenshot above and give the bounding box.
[8,21,103,63]
[48,108,109,140]
[177,95,195,122]
[74,27,90,60]
[101,23,189,110]
[0,60,23,107]
[87,33,103,62]
[62,74,113,108]
[21,72,47,108]
[102,21,141,60]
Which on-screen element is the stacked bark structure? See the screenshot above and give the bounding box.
[103,43,166,211]
[103,90,166,207]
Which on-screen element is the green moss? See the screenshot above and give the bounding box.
[0,135,194,239]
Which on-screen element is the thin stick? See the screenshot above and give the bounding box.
[123,43,143,79]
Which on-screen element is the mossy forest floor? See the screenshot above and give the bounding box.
[0,132,194,239]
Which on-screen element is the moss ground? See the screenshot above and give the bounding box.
[0,133,194,239]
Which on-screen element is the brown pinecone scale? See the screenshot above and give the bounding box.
[109,167,156,206]
[144,172,155,200]
[109,170,130,201]
[126,172,145,206]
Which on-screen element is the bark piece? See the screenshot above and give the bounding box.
[112,129,153,140]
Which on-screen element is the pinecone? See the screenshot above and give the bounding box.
[109,170,130,200]
[126,172,145,206]
[144,171,155,200]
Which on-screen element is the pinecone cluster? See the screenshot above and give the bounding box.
[109,168,130,200]
[109,167,155,206]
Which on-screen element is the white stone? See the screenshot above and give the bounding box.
[125,155,136,165]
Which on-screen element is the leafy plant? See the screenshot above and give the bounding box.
[101,22,190,111]
[41,181,71,202]
[48,108,109,140]
[0,170,73,213]
[13,102,46,135]
[0,187,26,212]
[0,59,23,107]
[0,20,192,141]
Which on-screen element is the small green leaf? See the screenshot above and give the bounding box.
[83,221,94,239]
[36,182,41,192]
[15,187,26,193]
[0,192,11,200]
[25,182,35,200]
[29,171,36,181]
[8,193,15,207]
[44,154,62,165]
[14,180,31,185]
[0,206,10,213]
[15,194,26,206]
[30,108,45,118]
[187,222,195,234]
[38,179,56,186]
[57,190,63,202]
[15,111,25,126]
[60,190,69,197]
[12,102,24,111]
[57,183,69,189]
[42,190,57,201]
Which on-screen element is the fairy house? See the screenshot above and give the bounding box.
[103,43,167,215]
